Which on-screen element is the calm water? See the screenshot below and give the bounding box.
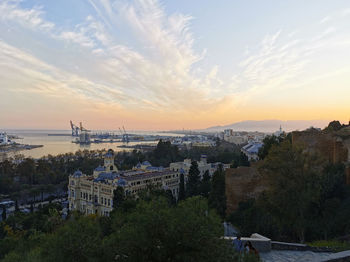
[1,130,180,160]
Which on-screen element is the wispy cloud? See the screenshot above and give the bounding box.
[1,0,350,128]
[0,0,54,30]
[320,16,331,24]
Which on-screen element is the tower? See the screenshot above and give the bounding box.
[104,149,118,172]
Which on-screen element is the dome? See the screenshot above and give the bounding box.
[94,166,106,172]
[142,161,151,166]
[104,149,114,158]
[73,170,83,177]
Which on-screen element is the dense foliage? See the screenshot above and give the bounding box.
[186,161,201,197]
[229,140,350,243]
[115,139,242,170]
[0,194,258,262]
[0,150,104,203]
[209,165,226,219]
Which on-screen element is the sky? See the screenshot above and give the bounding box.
[0,0,349,130]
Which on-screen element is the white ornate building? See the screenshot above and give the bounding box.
[68,150,180,216]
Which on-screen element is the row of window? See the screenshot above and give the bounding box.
[129,174,178,186]
[131,187,147,194]
[102,187,112,193]
[166,180,180,186]
[101,197,111,207]
[81,192,92,201]
[79,191,111,207]
[165,174,179,179]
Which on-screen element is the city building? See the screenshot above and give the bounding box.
[241,142,263,161]
[0,132,13,146]
[68,150,180,216]
[222,130,266,145]
[170,155,230,180]
[273,125,284,137]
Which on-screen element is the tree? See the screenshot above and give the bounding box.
[208,165,226,219]
[102,196,238,262]
[113,186,125,209]
[178,173,185,201]
[41,216,103,262]
[325,120,342,131]
[199,170,211,198]
[238,152,250,166]
[186,161,200,197]
[14,200,19,212]
[258,141,323,242]
[1,206,6,221]
[151,140,180,167]
[258,135,285,160]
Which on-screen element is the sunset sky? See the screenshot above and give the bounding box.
[0,0,349,130]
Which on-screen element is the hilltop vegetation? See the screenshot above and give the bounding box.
[229,135,350,243]
[0,193,258,262]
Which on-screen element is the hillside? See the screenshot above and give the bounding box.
[204,120,329,133]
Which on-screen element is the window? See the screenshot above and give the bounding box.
[108,199,110,206]
[101,197,103,204]
[80,192,82,198]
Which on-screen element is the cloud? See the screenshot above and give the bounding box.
[0,0,54,30]
[320,16,331,24]
[1,0,350,129]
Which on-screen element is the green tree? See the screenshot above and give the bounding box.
[199,170,211,198]
[258,135,283,160]
[186,161,200,197]
[41,216,103,262]
[1,205,6,221]
[178,173,185,201]
[208,165,226,219]
[102,196,237,262]
[325,120,343,131]
[258,141,323,242]
[113,186,125,209]
[14,200,19,212]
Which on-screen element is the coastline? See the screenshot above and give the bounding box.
[0,144,43,154]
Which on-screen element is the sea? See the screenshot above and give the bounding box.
[0,129,181,160]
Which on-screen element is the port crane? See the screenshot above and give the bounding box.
[118,126,129,143]
[70,121,80,137]
[79,122,90,132]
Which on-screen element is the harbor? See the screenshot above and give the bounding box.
[0,121,217,161]
[0,132,43,155]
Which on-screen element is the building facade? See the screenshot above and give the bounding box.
[241,142,263,161]
[169,155,230,180]
[68,150,180,216]
[0,132,13,146]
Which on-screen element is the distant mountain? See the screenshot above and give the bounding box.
[204,120,330,133]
